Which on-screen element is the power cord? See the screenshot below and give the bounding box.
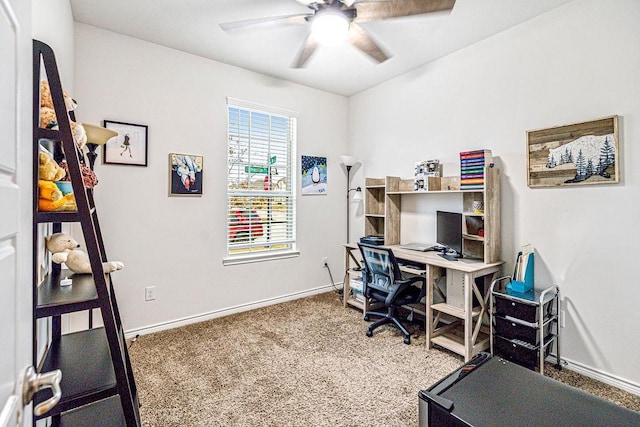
[324,260,343,295]
[128,334,140,350]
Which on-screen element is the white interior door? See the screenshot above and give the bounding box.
[0,0,32,425]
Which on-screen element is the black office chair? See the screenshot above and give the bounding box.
[358,243,427,344]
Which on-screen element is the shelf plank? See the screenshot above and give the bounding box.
[431,334,466,354]
[386,189,483,195]
[399,265,426,275]
[37,128,63,141]
[36,269,99,317]
[346,298,365,310]
[462,233,484,242]
[35,328,118,418]
[432,302,481,319]
[34,211,82,223]
[56,396,126,427]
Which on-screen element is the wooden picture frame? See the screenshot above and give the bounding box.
[169,153,203,196]
[103,120,148,166]
[527,116,619,188]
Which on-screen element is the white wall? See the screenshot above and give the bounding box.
[32,0,74,89]
[31,0,76,363]
[349,0,640,389]
[73,24,348,333]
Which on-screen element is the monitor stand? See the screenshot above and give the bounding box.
[438,250,462,262]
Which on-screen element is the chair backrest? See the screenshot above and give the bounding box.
[358,243,402,292]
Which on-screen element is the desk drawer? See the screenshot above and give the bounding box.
[494,316,549,344]
[494,335,551,369]
[494,296,551,324]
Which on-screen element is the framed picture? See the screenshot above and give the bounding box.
[169,153,203,196]
[301,155,327,195]
[103,120,148,166]
[527,116,619,188]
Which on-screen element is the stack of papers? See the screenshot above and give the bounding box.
[514,243,533,281]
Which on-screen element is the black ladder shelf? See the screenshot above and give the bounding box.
[32,39,141,426]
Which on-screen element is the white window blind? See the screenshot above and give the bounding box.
[226,98,297,256]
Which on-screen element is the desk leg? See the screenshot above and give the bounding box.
[464,273,473,362]
[426,266,436,349]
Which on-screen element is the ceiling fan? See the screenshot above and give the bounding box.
[220,0,456,68]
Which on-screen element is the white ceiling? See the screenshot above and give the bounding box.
[70,0,574,97]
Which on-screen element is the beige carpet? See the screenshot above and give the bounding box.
[129,291,639,426]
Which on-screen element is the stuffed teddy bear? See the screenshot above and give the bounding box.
[39,80,87,149]
[45,232,124,275]
[39,151,66,181]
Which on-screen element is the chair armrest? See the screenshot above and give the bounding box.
[385,276,426,306]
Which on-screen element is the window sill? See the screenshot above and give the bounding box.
[223,249,300,266]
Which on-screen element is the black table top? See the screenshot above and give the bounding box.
[423,356,640,427]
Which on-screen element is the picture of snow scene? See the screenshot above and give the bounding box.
[527,116,619,187]
[546,134,615,183]
[301,155,327,195]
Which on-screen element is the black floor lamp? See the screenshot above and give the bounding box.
[341,155,363,243]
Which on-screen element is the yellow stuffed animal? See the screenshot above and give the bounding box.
[37,180,76,212]
[38,180,62,201]
[39,152,66,182]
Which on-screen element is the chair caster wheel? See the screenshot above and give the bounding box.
[363,315,370,321]
[403,336,411,345]
[366,329,373,337]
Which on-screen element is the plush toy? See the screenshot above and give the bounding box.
[37,179,77,212]
[39,151,66,182]
[45,233,124,275]
[58,160,99,189]
[38,180,62,202]
[39,80,86,149]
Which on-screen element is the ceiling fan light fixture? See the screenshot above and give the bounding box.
[311,10,350,46]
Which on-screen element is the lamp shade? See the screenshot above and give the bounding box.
[340,155,358,167]
[352,188,363,201]
[83,123,118,146]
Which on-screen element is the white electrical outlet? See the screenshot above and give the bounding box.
[145,286,157,301]
[322,257,328,267]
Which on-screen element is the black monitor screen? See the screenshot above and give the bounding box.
[436,211,463,255]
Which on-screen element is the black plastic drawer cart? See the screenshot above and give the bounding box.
[489,278,561,375]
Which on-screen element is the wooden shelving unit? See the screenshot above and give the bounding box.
[364,178,386,238]
[32,40,140,426]
[380,167,501,263]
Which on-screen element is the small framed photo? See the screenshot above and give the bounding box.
[169,153,203,196]
[103,120,148,166]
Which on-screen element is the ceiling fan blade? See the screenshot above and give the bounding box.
[292,33,320,68]
[353,0,456,23]
[220,13,310,32]
[347,23,390,63]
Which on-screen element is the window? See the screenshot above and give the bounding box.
[226,98,297,259]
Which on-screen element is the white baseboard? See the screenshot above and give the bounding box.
[124,284,336,339]
[557,355,640,396]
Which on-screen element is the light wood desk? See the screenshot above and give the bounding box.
[345,243,503,362]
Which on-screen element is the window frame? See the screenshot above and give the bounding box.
[223,98,298,265]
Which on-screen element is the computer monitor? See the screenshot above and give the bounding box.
[436,211,463,261]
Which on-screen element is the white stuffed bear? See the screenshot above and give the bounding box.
[45,232,124,274]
